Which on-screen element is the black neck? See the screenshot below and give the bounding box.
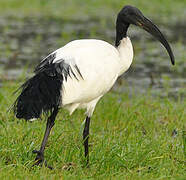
[115,16,129,47]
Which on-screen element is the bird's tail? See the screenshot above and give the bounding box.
[13,68,63,120]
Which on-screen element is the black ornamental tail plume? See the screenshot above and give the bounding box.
[13,53,63,120]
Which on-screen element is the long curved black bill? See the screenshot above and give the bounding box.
[137,17,175,65]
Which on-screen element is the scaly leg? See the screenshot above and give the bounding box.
[83,116,90,166]
[32,107,58,169]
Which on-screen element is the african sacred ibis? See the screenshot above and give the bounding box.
[13,5,175,168]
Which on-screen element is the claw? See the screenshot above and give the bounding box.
[32,150,53,170]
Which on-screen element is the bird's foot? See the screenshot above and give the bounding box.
[32,150,53,170]
[82,157,89,168]
[84,160,90,168]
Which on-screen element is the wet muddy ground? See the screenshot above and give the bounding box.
[0,17,185,98]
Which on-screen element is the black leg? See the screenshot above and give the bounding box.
[32,107,58,169]
[83,116,90,166]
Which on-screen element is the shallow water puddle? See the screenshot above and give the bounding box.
[0,17,185,98]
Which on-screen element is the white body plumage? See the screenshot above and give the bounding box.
[51,37,133,116]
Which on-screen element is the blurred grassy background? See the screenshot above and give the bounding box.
[1,0,186,21]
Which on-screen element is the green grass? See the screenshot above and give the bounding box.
[0,80,185,179]
[1,0,186,21]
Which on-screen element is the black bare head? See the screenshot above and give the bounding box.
[115,5,175,65]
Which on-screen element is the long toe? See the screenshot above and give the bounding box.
[44,161,53,170]
[32,150,53,169]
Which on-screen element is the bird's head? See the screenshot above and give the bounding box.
[116,5,175,65]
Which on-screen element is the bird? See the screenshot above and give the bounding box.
[13,5,175,168]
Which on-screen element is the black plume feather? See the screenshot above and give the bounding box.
[13,52,83,120]
[13,53,63,120]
